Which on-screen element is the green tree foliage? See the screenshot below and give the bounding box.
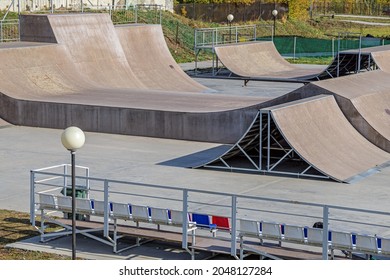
[283,0,310,20]
[181,0,255,4]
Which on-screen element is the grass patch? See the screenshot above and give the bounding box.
[0,209,69,260]
[286,56,334,65]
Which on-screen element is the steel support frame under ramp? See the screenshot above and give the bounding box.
[202,110,329,180]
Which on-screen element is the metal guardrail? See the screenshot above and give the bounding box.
[109,4,162,25]
[0,4,162,43]
[0,19,19,42]
[30,164,390,260]
[194,25,261,48]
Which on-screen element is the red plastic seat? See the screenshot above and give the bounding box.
[212,216,230,230]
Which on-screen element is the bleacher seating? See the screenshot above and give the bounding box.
[36,193,390,260]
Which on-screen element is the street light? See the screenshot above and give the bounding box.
[227,14,234,43]
[61,126,85,260]
[272,9,278,38]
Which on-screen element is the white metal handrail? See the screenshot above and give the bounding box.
[31,164,390,259]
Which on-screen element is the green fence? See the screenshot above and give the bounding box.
[266,36,390,58]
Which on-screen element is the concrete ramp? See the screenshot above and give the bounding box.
[0,42,92,97]
[369,45,390,73]
[20,14,146,89]
[300,70,390,153]
[115,24,209,92]
[200,95,390,182]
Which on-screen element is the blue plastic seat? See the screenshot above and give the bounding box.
[191,213,217,231]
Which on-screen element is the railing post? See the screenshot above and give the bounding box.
[85,167,90,199]
[30,170,35,225]
[267,111,271,171]
[103,180,109,237]
[357,35,362,73]
[322,205,329,260]
[259,111,263,170]
[159,5,162,25]
[63,164,68,194]
[212,30,215,76]
[230,195,238,257]
[182,189,189,249]
[293,36,297,59]
[135,4,138,23]
[332,37,335,57]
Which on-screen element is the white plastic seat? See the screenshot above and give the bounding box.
[170,210,195,228]
[331,230,354,251]
[330,230,354,259]
[75,198,93,215]
[261,221,282,240]
[239,219,260,238]
[283,224,305,243]
[306,227,325,246]
[38,193,57,210]
[93,200,108,216]
[56,196,72,212]
[355,234,378,254]
[111,202,131,220]
[380,237,390,255]
[131,205,151,223]
[150,207,170,224]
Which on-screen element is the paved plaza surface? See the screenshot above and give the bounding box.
[2,65,390,259]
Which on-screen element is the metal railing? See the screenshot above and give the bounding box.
[193,24,273,75]
[108,4,162,25]
[30,164,390,260]
[194,25,266,48]
[0,4,163,43]
[0,19,20,42]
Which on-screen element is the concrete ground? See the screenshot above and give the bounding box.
[3,63,390,259]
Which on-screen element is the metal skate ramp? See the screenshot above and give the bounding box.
[297,70,390,153]
[213,41,390,82]
[199,95,390,183]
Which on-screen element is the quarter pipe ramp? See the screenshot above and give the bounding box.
[214,41,390,82]
[115,24,209,92]
[200,95,390,182]
[296,70,390,153]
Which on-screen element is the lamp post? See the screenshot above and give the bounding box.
[61,126,85,260]
[227,14,234,43]
[272,9,278,38]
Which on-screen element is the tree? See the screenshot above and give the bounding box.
[284,0,311,20]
